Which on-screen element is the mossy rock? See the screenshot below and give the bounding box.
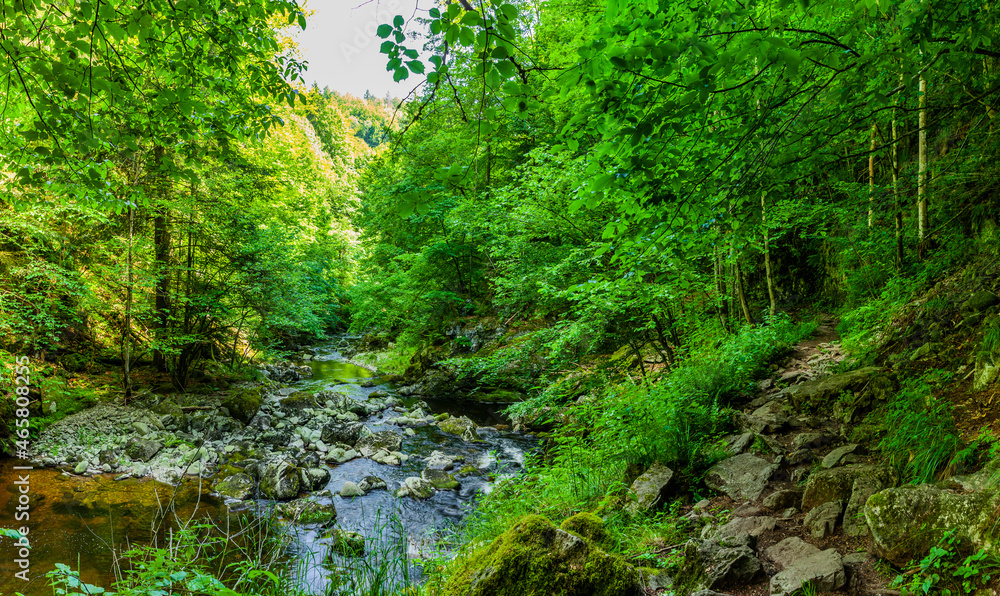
[962,291,1000,314]
[279,391,318,411]
[866,483,1000,566]
[787,367,896,417]
[151,400,187,430]
[440,515,642,596]
[222,387,262,424]
[213,472,255,501]
[559,512,607,545]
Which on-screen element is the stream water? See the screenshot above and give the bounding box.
[0,343,536,595]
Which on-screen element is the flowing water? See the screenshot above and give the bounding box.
[0,344,536,594]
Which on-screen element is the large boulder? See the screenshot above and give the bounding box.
[151,401,187,431]
[769,548,846,596]
[704,454,777,501]
[277,497,336,525]
[803,500,842,539]
[124,438,163,462]
[439,515,643,596]
[865,483,1000,566]
[213,473,255,501]
[321,421,365,445]
[675,537,762,592]
[438,416,481,441]
[278,391,319,412]
[800,464,896,514]
[221,388,262,424]
[259,457,301,500]
[786,367,896,421]
[626,462,676,515]
[355,431,402,457]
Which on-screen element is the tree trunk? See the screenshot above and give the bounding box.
[762,193,777,318]
[152,146,171,373]
[868,123,877,229]
[892,109,904,270]
[123,200,134,402]
[735,259,753,325]
[918,74,929,243]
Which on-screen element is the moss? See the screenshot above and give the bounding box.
[559,512,607,544]
[279,391,317,410]
[221,387,262,424]
[440,515,640,596]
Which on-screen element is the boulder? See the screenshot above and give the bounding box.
[438,416,481,441]
[675,538,762,592]
[124,438,163,462]
[221,388,262,424]
[865,483,1000,566]
[560,513,607,544]
[278,391,318,411]
[355,431,403,457]
[762,489,802,511]
[803,500,842,539]
[626,462,676,515]
[704,454,778,501]
[791,432,831,451]
[769,549,846,596]
[723,433,754,455]
[744,401,790,433]
[398,477,435,499]
[357,476,387,492]
[213,473,255,501]
[702,517,776,543]
[151,401,187,431]
[340,481,365,497]
[800,464,896,513]
[320,421,365,445]
[962,291,1000,313]
[422,468,459,490]
[439,515,643,596]
[821,444,860,468]
[259,457,301,500]
[765,537,820,569]
[300,467,331,491]
[786,367,895,417]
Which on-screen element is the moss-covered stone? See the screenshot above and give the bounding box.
[559,512,607,544]
[440,515,642,596]
[279,391,318,411]
[786,367,895,416]
[801,465,896,513]
[222,387,262,424]
[151,400,187,430]
[865,483,1000,566]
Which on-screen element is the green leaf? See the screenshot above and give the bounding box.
[407,60,425,74]
[377,24,392,38]
[297,13,306,29]
[393,15,404,28]
[393,67,409,81]
[380,40,395,54]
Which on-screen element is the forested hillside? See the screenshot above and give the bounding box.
[2,0,1000,595]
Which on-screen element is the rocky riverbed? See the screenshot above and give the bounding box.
[21,343,537,593]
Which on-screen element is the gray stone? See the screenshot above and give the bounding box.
[801,464,896,513]
[259,457,301,500]
[438,416,480,441]
[424,450,458,470]
[357,475,387,492]
[724,433,754,455]
[74,461,88,474]
[320,421,365,445]
[300,467,331,492]
[355,430,403,457]
[214,473,255,500]
[745,401,790,433]
[822,444,860,468]
[702,516,776,543]
[786,449,815,466]
[422,468,460,490]
[340,481,365,497]
[277,498,336,525]
[792,432,832,450]
[398,476,435,499]
[843,468,897,536]
[131,421,150,436]
[804,500,842,539]
[678,539,762,590]
[704,454,778,501]
[124,438,163,462]
[770,549,846,596]
[765,537,821,569]
[626,462,676,515]
[865,483,1000,565]
[763,489,802,511]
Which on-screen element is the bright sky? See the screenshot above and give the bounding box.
[294,0,427,99]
